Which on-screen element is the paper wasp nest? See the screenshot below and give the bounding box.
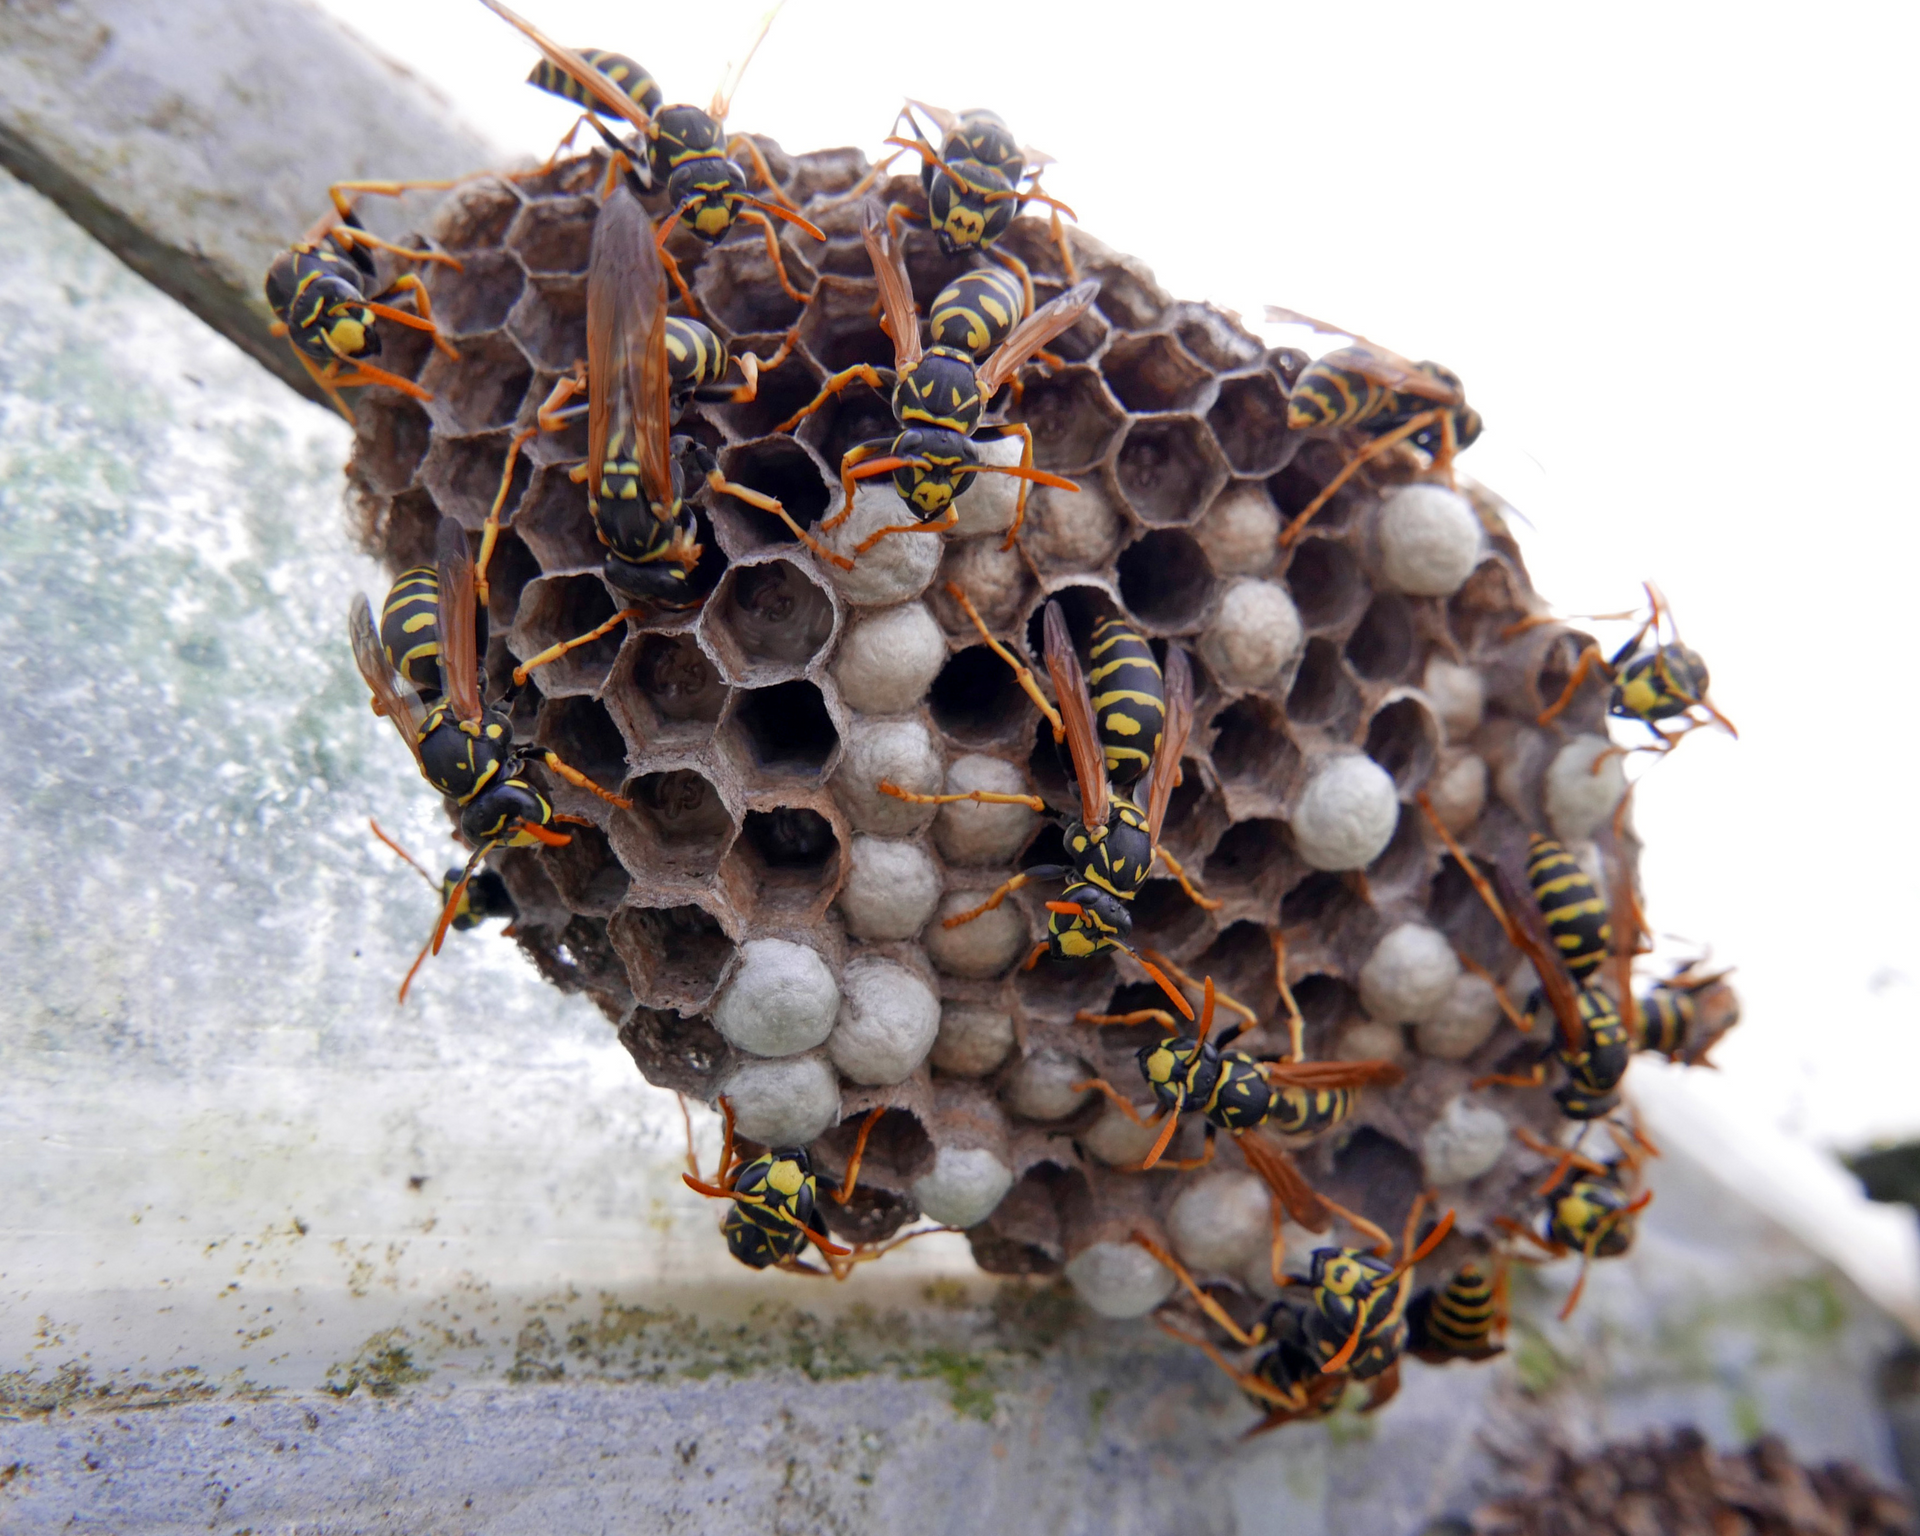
[345,141,1628,1307]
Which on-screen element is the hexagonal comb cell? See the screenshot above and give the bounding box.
[507,196,595,275]
[701,558,836,685]
[1117,528,1214,632]
[1010,368,1126,474]
[1171,306,1263,372]
[930,644,1032,750]
[1345,594,1418,683]
[619,1005,730,1098]
[425,249,525,337]
[1113,415,1227,527]
[609,901,735,1013]
[510,278,587,373]
[1201,817,1294,912]
[1287,973,1360,1061]
[1286,638,1362,732]
[726,680,839,775]
[1284,539,1370,634]
[732,804,843,919]
[711,439,832,558]
[1089,261,1167,331]
[1099,332,1214,414]
[537,694,631,794]
[621,768,735,882]
[612,632,727,747]
[1270,442,1364,534]
[421,431,527,527]
[505,462,599,571]
[1207,371,1295,476]
[542,821,631,915]
[796,276,894,374]
[1209,697,1301,805]
[432,179,523,252]
[419,331,532,436]
[694,237,814,337]
[351,395,431,497]
[513,574,629,697]
[710,349,826,444]
[1363,696,1440,793]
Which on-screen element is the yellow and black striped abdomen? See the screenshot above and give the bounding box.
[1638,985,1696,1057]
[1284,350,1395,433]
[1266,1084,1355,1139]
[1087,618,1164,786]
[527,50,662,117]
[1408,1263,1503,1360]
[928,266,1025,356]
[665,316,728,404]
[380,564,443,698]
[1526,835,1610,979]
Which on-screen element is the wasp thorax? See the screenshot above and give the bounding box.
[895,349,985,434]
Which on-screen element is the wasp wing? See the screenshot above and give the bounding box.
[477,0,656,140]
[350,594,427,772]
[860,200,921,373]
[903,98,959,136]
[978,280,1100,399]
[587,187,674,516]
[709,1,785,123]
[1604,823,1647,1042]
[1142,643,1192,846]
[1263,1059,1406,1090]
[1237,1133,1333,1232]
[434,518,484,724]
[1042,600,1108,832]
[1493,864,1587,1056]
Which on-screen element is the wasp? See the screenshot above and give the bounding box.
[1142,1193,1455,1423]
[1262,306,1483,549]
[1155,1295,1347,1435]
[681,1100,952,1278]
[876,101,1079,315]
[1516,583,1737,759]
[1418,793,1645,1123]
[1079,947,1402,1270]
[1406,1257,1508,1364]
[481,0,824,315]
[477,180,852,688]
[774,204,1094,557]
[1637,957,1740,1065]
[369,817,518,935]
[350,519,631,998]
[265,197,463,422]
[1498,1125,1652,1319]
[883,589,1215,967]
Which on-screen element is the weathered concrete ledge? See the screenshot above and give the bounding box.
[0,0,498,403]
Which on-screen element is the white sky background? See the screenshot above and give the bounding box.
[318,0,1920,1153]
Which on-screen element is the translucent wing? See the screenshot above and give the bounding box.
[1316,344,1459,403]
[1264,1058,1406,1089]
[1237,1133,1333,1232]
[477,0,656,138]
[860,200,922,373]
[1493,865,1587,1056]
[1043,601,1109,831]
[977,280,1100,398]
[587,186,674,514]
[1605,834,1646,1041]
[710,1,785,123]
[903,98,960,135]
[1142,644,1191,845]
[349,594,426,771]
[434,517,483,724]
[1263,304,1365,339]
[1263,306,1461,404]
